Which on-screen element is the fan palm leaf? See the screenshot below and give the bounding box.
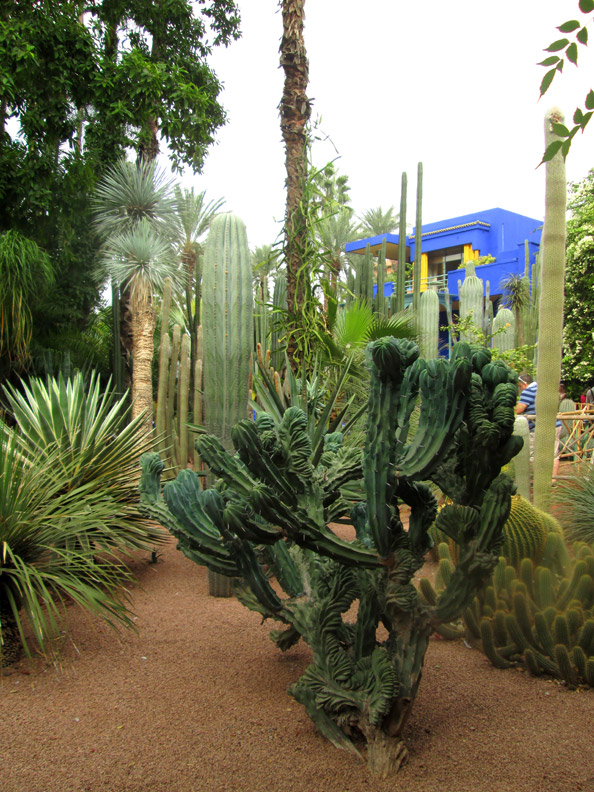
[93,159,179,242]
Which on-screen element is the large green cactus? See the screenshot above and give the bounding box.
[533,108,567,509]
[140,338,519,776]
[202,213,253,452]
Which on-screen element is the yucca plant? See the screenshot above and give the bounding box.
[0,435,136,665]
[2,371,166,552]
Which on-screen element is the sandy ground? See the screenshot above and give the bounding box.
[2,537,594,792]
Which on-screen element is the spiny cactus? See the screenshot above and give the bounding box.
[418,287,439,360]
[140,338,520,776]
[492,307,516,352]
[458,262,485,342]
[420,537,594,686]
[533,108,567,510]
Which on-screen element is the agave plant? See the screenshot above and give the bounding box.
[3,371,166,552]
[0,435,136,665]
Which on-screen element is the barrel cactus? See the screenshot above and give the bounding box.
[140,339,520,776]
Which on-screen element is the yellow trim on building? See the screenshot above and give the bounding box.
[420,253,428,291]
[463,244,479,262]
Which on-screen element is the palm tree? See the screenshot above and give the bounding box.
[174,185,224,335]
[100,220,180,429]
[317,206,361,298]
[279,0,311,367]
[359,205,400,236]
[94,158,179,397]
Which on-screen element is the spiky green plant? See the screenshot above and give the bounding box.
[421,538,594,687]
[3,371,166,552]
[141,338,520,775]
[0,435,136,665]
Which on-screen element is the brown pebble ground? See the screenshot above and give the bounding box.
[2,537,594,792]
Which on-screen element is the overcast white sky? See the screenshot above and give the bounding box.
[175,1,594,250]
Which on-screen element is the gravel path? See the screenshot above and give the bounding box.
[2,538,594,792]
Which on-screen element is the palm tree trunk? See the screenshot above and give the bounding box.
[131,297,157,434]
[279,0,311,369]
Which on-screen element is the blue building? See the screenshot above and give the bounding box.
[345,207,542,303]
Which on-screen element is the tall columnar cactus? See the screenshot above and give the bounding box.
[374,238,387,316]
[396,172,407,313]
[492,307,516,352]
[412,162,423,314]
[418,287,439,359]
[201,213,254,453]
[533,108,567,510]
[269,272,287,371]
[458,261,485,340]
[140,337,520,776]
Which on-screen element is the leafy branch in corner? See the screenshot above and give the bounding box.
[539,0,594,163]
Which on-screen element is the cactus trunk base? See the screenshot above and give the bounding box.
[366,733,408,777]
[207,570,234,598]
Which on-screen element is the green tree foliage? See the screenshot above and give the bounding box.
[0,0,240,380]
[538,1,594,162]
[562,169,594,389]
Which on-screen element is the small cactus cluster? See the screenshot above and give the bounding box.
[420,536,594,687]
[140,338,520,776]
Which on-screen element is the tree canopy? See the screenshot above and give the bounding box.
[562,169,594,390]
[0,0,240,379]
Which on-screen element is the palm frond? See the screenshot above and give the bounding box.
[93,158,178,242]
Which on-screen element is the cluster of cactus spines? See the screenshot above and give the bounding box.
[492,307,516,352]
[201,213,254,454]
[418,287,439,359]
[140,337,520,776]
[396,172,407,313]
[422,538,594,687]
[533,108,567,510]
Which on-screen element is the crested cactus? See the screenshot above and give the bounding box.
[140,338,519,775]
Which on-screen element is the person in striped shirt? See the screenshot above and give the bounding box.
[515,374,563,475]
